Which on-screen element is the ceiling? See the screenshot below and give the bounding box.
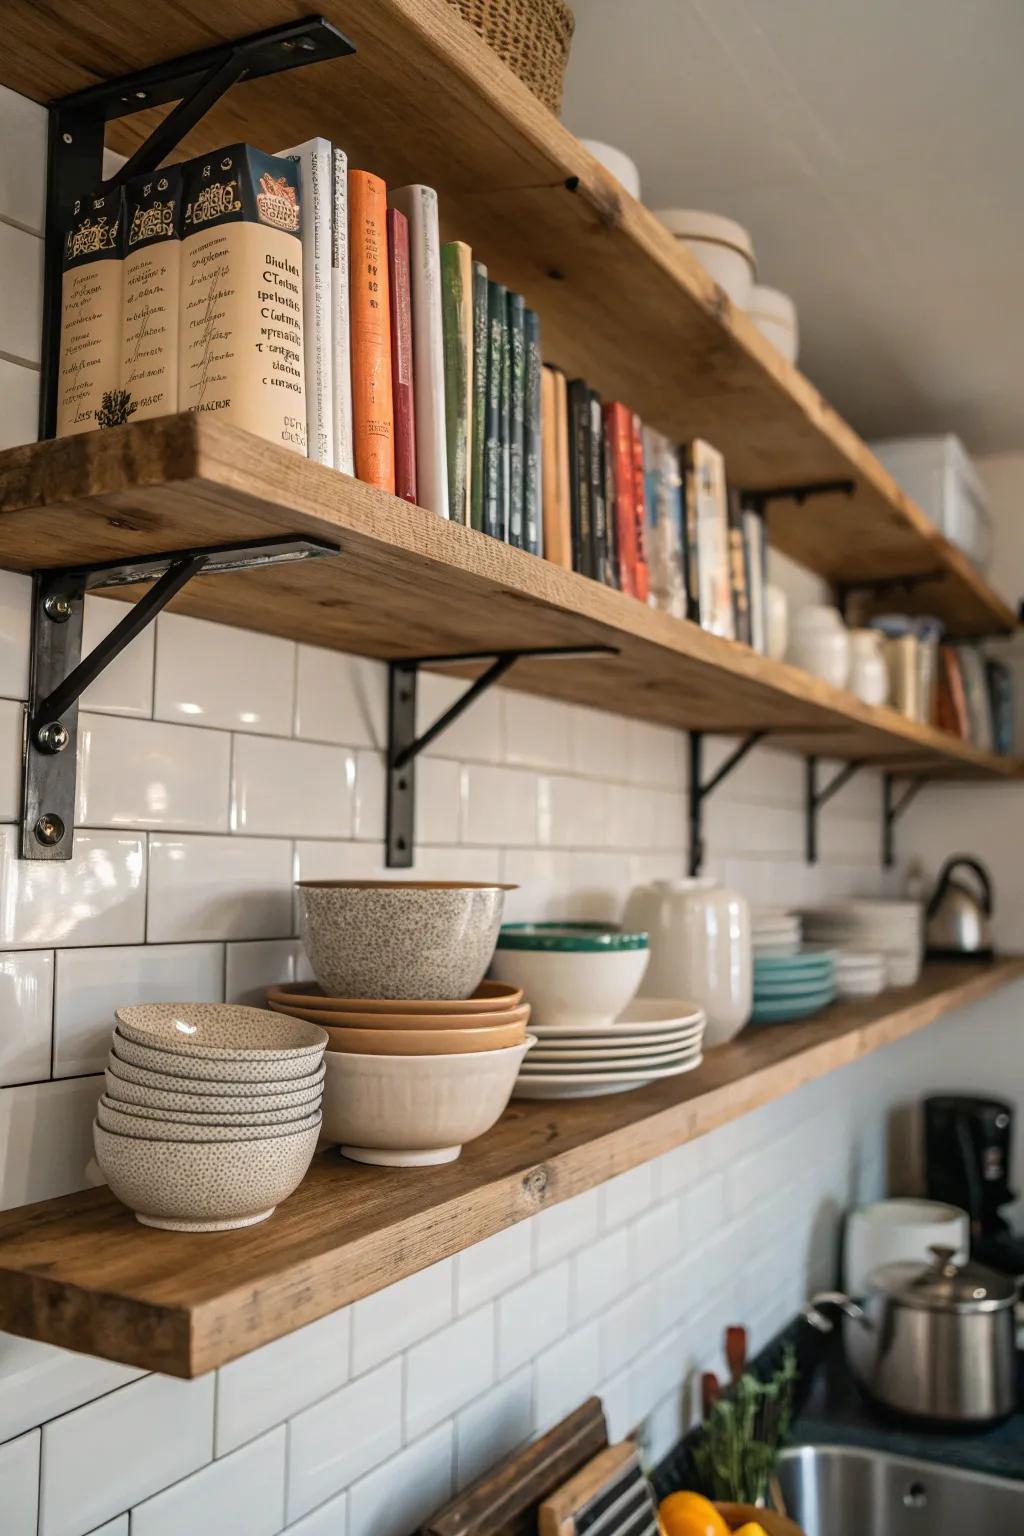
[561,0,1024,457]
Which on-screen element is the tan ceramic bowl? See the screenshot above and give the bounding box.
[269,999,531,1033]
[266,979,524,1015]
[321,1018,527,1056]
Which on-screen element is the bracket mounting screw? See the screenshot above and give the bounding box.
[44,594,73,622]
[34,813,65,846]
[36,721,70,753]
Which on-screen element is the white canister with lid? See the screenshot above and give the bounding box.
[849,628,890,707]
[749,284,799,364]
[622,877,751,1047]
[653,209,756,310]
[843,1198,970,1296]
[578,139,641,200]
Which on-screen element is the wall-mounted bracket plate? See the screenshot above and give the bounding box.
[883,772,927,867]
[688,730,768,876]
[22,536,338,860]
[805,755,863,863]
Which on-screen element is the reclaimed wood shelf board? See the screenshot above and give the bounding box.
[0,0,1015,637]
[0,958,1020,1378]
[1,417,1021,782]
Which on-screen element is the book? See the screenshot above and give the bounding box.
[56,187,125,436]
[470,261,488,531]
[523,309,543,556]
[938,644,970,737]
[541,365,572,568]
[643,426,686,618]
[986,658,1014,755]
[278,137,333,465]
[506,291,526,547]
[120,167,182,422]
[567,379,593,576]
[685,439,733,637]
[602,408,619,588]
[483,280,506,539]
[387,206,416,503]
[440,241,472,524]
[681,446,699,621]
[389,185,449,517]
[630,414,650,603]
[956,644,994,750]
[604,403,636,597]
[349,169,394,490]
[589,391,612,584]
[331,147,354,475]
[742,505,767,652]
[498,291,512,540]
[178,145,306,453]
[727,487,751,644]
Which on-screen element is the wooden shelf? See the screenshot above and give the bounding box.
[1,0,1015,637]
[0,958,1020,1378]
[1,416,1020,782]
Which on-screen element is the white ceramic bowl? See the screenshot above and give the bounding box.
[99,1091,320,1127]
[116,1002,326,1061]
[296,881,515,1000]
[654,208,755,308]
[104,1060,325,1110]
[749,283,798,364]
[320,1038,533,1166]
[97,1098,322,1143]
[111,1029,325,1084]
[788,629,851,690]
[489,925,649,1029]
[94,1119,321,1231]
[578,139,641,199]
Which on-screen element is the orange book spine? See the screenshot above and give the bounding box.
[349,171,395,492]
[630,412,650,603]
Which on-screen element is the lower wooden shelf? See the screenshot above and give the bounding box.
[0,958,1020,1378]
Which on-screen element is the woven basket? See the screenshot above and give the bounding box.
[448,0,575,113]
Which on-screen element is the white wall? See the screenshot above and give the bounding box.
[0,80,1022,1536]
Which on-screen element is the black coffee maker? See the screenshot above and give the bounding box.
[924,1094,1024,1277]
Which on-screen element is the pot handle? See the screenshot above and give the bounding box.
[926,855,993,918]
[802,1291,869,1333]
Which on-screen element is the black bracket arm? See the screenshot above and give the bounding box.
[882,773,927,867]
[386,646,618,866]
[805,755,863,863]
[743,479,856,515]
[688,730,767,876]
[22,536,338,860]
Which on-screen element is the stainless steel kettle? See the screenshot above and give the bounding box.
[926,855,994,958]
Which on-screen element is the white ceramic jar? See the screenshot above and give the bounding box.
[849,628,889,707]
[764,583,789,660]
[622,878,751,1048]
[749,284,799,364]
[788,605,851,689]
[653,209,756,309]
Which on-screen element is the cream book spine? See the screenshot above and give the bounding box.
[55,187,125,436]
[278,137,333,465]
[120,166,182,422]
[331,146,354,475]
[389,183,449,517]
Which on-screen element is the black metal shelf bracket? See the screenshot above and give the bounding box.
[743,479,856,515]
[386,646,618,867]
[882,773,927,867]
[41,16,356,437]
[805,755,863,863]
[22,536,338,860]
[688,730,767,876]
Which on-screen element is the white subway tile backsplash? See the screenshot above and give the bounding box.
[0,1429,38,1536]
[86,1518,129,1536]
[147,835,292,943]
[461,765,538,846]
[454,1366,532,1491]
[627,721,683,788]
[565,852,632,922]
[76,715,230,831]
[538,773,607,850]
[80,596,154,718]
[0,358,39,453]
[53,942,222,1078]
[0,828,146,949]
[154,614,295,735]
[418,672,501,762]
[496,1262,569,1377]
[224,937,313,1006]
[0,1334,142,1445]
[599,1282,659,1379]
[600,1163,653,1228]
[294,839,390,884]
[282,1489,347,1536]
[132,1427,285,1536]
[216,1306,350,1456]
[598,1369,633,1444]
[0,569,31,699]
[347,1422,453,1536]
[0,84,47,232]
[286,1359,402,1522]
[352,749,384,841]
[232,734,354,837]
[350,1259,453,1376]
[0,221,43,365]
[294,648,386,748]
[39,1372,214,1536]
[417,756,463,844]
[533,1187,600,1268]
[500,849,574,923]
[571,705,629,780]
[0,1076,101,1211]
[572,1229,630,1322]
[456,1222,532,1314]
[405,1306,495,1440]
[502,693,572,771]
[0,949,52,1086]
[629,1200,681,1284]
[533,1320,601,1431]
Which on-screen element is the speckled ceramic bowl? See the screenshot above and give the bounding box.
[320,1037,533,1166]
[104,1059,325,1109]
[115,1003,327,1062]
[97,1099,322,1143]
[296,880,515,1000]
[111,1029,325,1084]
[94,1119,321,1231]
[99,1092,321,1128]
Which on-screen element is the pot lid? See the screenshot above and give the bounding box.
[870,1245,1017,1313]
[495,923,649,952]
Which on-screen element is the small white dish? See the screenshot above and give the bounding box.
[527,997,703,1039]
[513,1055,703,1099]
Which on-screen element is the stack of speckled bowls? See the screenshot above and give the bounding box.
[96,1003,327,1231]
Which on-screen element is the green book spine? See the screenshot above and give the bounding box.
[523,308,542,555]
[483,281,506,540]
[506,291,526,549]
[498,290,511,541]
[440,243,468,524]
[470,261,488,531]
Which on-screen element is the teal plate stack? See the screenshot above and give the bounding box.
[752,947,837,1023]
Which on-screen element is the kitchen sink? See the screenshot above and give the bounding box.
[777,1443,1024,1534]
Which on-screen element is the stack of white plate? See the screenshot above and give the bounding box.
[834,950,888,999]
[801,902,923,987]
[513,999,705,1100]
[752,908,802,957]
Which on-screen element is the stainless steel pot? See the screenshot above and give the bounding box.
[805,1244,1018,1426]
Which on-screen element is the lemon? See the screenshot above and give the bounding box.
[733,1524,770,1536]
[658,1491,732,1536]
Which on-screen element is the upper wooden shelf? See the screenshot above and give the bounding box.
[0,957,1020,1378]
[1,0,1015,637]
[1,416,1020,782]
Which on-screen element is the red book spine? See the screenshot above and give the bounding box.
[630,412,650,602]
[387,207,417,504]
[606,402,636,597]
